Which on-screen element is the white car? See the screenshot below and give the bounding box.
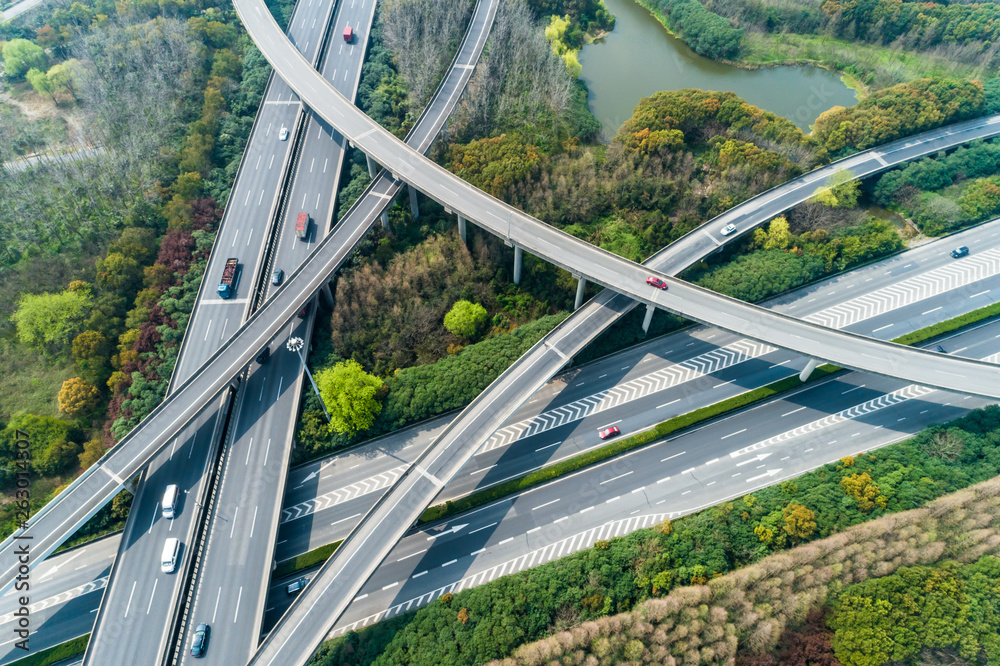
[279,126,289,141]
[720,223,737,236]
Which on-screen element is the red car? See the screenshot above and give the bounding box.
[646,276,668,290]
[598,426,621,440]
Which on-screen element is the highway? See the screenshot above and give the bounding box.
[6,218,1000,657]
[4,4,1000,658]
[3,57,1000,662]
[10,226,1000,658]
[172,0,379,659]
[83,0,341,660]
[235,0,1000,655]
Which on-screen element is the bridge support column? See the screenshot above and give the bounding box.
[380,209,391,230]
[574,276,586,310]
[799,358,821,382]
[513,246,523,285]
[458,215,467,243]
[366,154,378,178]
[641,303,656,335]
[408,185,420,219]
[321,282,335,310]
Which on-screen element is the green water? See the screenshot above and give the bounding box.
[578,0,859,138]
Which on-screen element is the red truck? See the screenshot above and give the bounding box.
[295,212,310,239]
[217,258,238,298]
[343,25,353,43]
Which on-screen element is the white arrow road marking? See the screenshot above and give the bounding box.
[735,453,772,467]
[746,469,783,483]
[425,524,468,541]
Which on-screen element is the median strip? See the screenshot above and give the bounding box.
[8,633,89,666]
[271,540,343,579]
[416,299,1000,525]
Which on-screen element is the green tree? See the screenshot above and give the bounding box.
[315,361,385,436]
[12,289,92,358]
[46,61,79,100]
[444,300,489,340]
[752,216,792,250]
[811,170,860,208]
[2,39,46,79]
[78,437,105,469]
[26,68,55,102]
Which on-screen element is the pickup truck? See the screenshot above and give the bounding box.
[217,258,238,298]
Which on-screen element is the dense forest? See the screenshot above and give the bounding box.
[310,405,1000,665]
[0,0,274,537]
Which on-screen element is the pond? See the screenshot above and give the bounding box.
[577,0,860,138]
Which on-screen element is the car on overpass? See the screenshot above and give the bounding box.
[646,276,668,290]
[721,223,737,236]
[952,246,970,258]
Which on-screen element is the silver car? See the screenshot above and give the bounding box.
[721,223,737,236]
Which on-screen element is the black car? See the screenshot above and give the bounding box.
[190,623,210,657]
[951,246,970,258]
[255,347,270,364]
[272,268,285,285]
[287,576,310,595]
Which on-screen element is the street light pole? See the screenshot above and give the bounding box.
[286,336,330,422]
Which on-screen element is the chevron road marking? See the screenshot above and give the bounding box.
[280,464,408,523]
[331,513,671,637]
[477,340,777,455]
[474,248,1000,457]
[0,576,109,626]
[806,247,1000,329]
[728,351,1000,460]
[729,385,936,458]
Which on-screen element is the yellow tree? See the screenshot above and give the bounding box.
[58,377,100,418]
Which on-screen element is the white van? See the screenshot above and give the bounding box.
[162,484,179,519]
[161,538,180,573]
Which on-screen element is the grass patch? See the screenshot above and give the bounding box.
[891,300,1000,347]
[0,341,75,420]
[9,634,89,666]
[272,540,343,579]
[740,31,984,90]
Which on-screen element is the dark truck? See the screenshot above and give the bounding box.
[295,212,310,239]
[217,258,238,298]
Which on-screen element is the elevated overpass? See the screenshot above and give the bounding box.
[235,0,1000,661]
[4,3,1000,663]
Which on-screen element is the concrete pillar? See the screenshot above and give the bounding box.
[458,215,467,243]
[380,209,390,230]
[366,154,377,178]
[641,303,656,335]
[408,185,419,219]
[799,358,820,382]
[513,246,523,285]
[574,276,586,310]
[320,282,335,309]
